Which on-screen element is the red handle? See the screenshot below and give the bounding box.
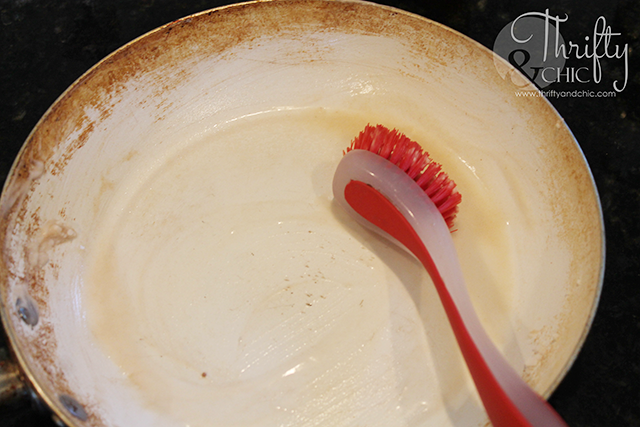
[344,179,568,427]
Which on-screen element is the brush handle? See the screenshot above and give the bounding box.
[333,150,568,427]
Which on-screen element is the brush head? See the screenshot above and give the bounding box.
[345,124,462,229]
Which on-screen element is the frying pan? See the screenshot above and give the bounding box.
[0,1,604,426]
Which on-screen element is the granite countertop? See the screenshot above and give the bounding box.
[1,1,638,426]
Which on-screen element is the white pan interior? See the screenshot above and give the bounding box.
[0,2,603,427]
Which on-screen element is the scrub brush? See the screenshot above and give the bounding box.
[332,124,568,427]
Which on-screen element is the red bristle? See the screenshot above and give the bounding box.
[416,162,441,190]
[425,173,448,198]
[407,152,429,179]
[440,192,462,216]
[347,124,461,230]
[430,185,452,206]
[388,138,407,164]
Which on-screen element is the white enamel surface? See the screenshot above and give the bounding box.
[0,3,602,427]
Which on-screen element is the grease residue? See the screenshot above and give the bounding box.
[29,220,77,268]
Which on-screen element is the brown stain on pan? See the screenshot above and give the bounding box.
[511,90,604,394]
[0,1,603,426]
